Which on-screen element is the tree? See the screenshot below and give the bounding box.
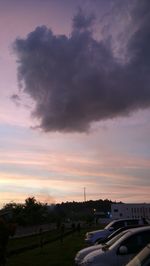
[2,197,49,226]
[24,197,48,225]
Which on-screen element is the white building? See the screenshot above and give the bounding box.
[111,203,150,219]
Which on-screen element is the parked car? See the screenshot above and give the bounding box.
[125,243,150,266]
[75,225,148,265]
[85,218,148,245]
[75,228,130,265]
[95,224,148,245]
[81,226,150,266]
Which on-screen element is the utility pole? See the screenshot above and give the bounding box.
[83,187,86,202]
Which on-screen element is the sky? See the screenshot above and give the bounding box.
[0,0,150,207]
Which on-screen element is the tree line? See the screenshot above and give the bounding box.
[1,197,117,226]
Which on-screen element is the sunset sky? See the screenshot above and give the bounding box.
[0,0,150,207]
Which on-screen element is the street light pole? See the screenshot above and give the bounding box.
[83,187,86,202]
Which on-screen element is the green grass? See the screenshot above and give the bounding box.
[8,229,68,253]
[7,230,87,266]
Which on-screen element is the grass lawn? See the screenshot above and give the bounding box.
[7,230,88,266]
[8,229,67,253]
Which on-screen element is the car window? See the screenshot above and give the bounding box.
[105,220,124,229]
[126,245,150,266]
[113,221,125,230]
[105,221,116,229]
[121,231,150,254]
[106,228,123,240]
[106,231,128,247]
[143,257,150,266]
[126,220,138,226]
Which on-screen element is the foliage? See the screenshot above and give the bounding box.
[2,197,48,226]
[2,197,116,225]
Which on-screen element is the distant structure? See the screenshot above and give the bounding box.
[83,187,86,202]
[111,203,150,219]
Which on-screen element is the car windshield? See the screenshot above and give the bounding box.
[106,228,123,240]
[105,221,115,229]
[101,231,128,251]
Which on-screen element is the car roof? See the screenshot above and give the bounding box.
[107,225,145,238]
[112,218,141,222]
[106,218,142,227]
[125,225,150,233]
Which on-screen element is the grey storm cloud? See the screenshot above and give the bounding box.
[11,94,21,106]
[14,0,150,132]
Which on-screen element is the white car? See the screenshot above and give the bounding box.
[75,229,130,265]
[81,226,150,266]
[125,243,150,266]
[85,218,146,245]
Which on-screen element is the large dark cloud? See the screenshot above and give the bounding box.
[14,0,150,132]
